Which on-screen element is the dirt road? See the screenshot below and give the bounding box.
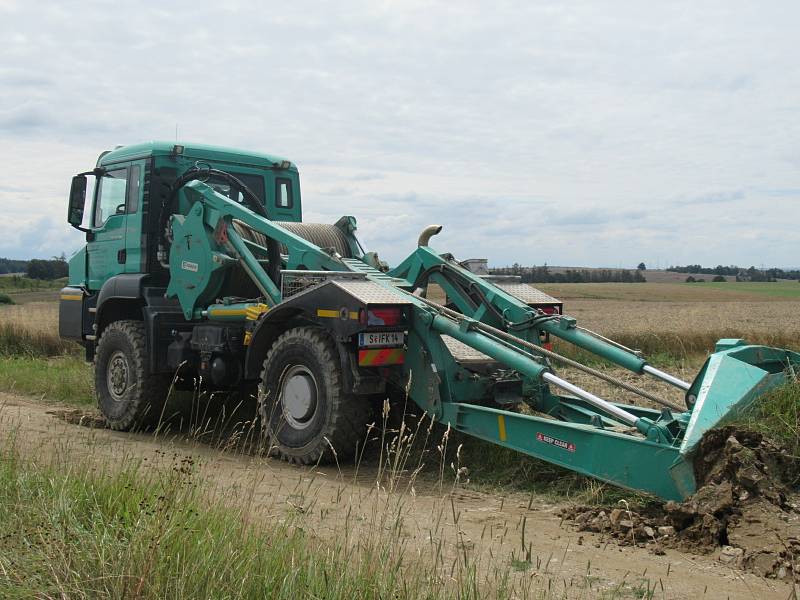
[1,393,794,599]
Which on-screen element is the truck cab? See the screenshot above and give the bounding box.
[61,142,302,350]
[64,141,301,294]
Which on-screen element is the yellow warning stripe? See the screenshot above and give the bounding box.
[497,415,507,441]
[60,294,83,301]
[245,303,269,320]
[317,308,360,320]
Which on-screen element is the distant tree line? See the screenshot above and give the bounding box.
[0,257,28,274]
[490,264,646,283]
[685,275,728,283]
[667,264,800,282]
[27,256,69,280]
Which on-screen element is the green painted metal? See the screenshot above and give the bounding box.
[224,223,282,305]
[165,180,349,314]
[98,141,295,171]
[431,314,549,381]
[390,247,647,373]
[71,142,800,502]
[67,246,87,287]
[680,344,800,456]
[440,402,689,501]
[165,207,238,320]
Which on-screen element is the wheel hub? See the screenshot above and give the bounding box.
[107,350,130,402]
[280,366,318,429]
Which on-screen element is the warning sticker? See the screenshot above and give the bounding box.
[536,432,576,452]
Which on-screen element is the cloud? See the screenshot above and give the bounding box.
[348,172,385,182]
[673,190,745,206]
[0,0,798,269]
[0,103,54,133]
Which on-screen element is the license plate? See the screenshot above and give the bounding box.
[358,331,404,348]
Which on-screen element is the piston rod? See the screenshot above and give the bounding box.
[413,294,684,411]
[430,304,644,428]
[643,365,691,391]
[542,372,639,427]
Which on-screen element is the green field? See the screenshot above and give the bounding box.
[0,276,64,304]
[537,280,800,302]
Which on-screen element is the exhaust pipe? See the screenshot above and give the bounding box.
[418,224,443,247]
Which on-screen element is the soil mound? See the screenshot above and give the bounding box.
[562,426,800,581]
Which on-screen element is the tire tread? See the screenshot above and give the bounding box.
[95,320,170,430]
[259,326,370,464]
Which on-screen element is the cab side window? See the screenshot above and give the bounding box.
[276,178,293,208]
[93,168,128,227]
[127,165,140,213]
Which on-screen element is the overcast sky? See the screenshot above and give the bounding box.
[1,0,797,268]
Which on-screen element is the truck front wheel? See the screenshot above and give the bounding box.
[258,327,370,464]
[95,320,170,430]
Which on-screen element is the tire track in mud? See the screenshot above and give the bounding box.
[1,393,795,600]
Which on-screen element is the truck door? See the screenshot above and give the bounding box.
[122,162,145,273]
[87,166,130,290]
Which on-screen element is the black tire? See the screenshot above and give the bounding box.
[95,320,171,431]
[258,327,370,464]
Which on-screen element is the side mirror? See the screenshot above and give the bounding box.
[68,175,87,228]
[115,203,126,215]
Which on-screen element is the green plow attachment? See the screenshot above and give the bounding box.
[441,340,799,502]
[386,243,800,502]
[680,340,800,456]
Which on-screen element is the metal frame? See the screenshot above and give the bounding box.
[157,176,800,501]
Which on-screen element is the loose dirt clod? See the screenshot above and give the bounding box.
[47,408,107,429]
[562,426,800,581]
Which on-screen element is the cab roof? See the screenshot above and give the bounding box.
[97,141,296,170]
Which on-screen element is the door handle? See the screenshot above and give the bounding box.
[117,249,126,264]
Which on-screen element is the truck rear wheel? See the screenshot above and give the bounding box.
[258,326,370,464]
[95,320,170,430]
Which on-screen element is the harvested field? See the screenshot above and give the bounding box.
[560,298,800,356]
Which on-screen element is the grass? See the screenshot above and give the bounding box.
[0,275,65,292]
[0,322,78,357]
[0,442,469,599]
[0,400,670,600]
[0,301,77,357]
[0,356,93,404]
[537,280,800,302]
[1,419,644,599]
[739,379,800,460]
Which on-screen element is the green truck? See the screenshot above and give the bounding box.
[59,141,799,498]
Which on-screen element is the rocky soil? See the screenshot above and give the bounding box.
[562,426,800,582]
